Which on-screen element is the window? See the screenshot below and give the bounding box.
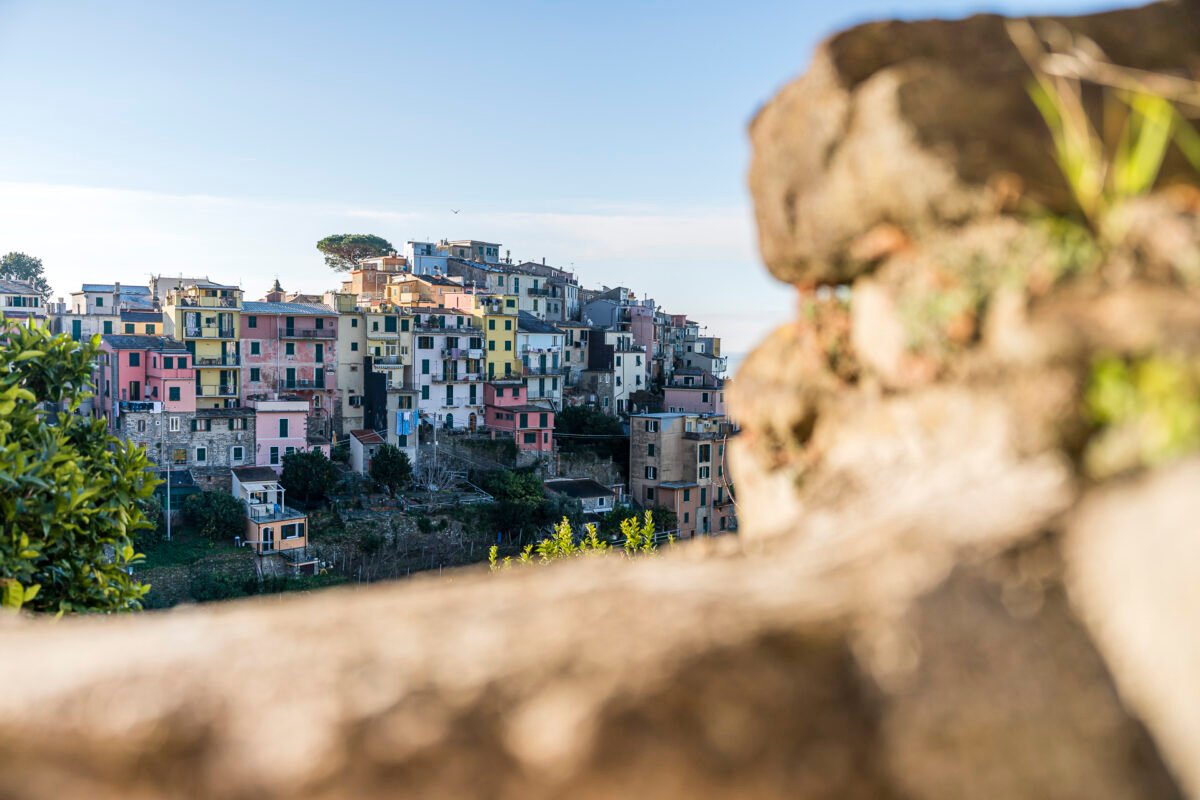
[124,323,134,334]
[683,489,691,502]
[488,340,496,351]
[285,342,295,356]
[136,419,146,433]
[421,386,430,400]
[700,488,707,506]
[281,522,305,540]
[250,367,261,382]
[163,356,174,369]
[488,319,496,330]
[698,444,711,462]
[129,352,140,366]
[644,419,659,433]
[195,447,207,463]
[250,341,260,355]
[96,296,104,308]
[504,340,512,351]
[504,320,512,331]
[103,321,113,334]
[169,416,181,432]
[647,443,656,457]
[279,419,289,438]
[352,318,359,328]
[645,466,657,479]
[270,447,280,465]
[522,432,536,444]
[684,512,690,524]
[232,446,244,463]
[421,359,430,375]
[616,356,622,367]
[699,466,711,479]
[172,448,187,464]
[231,417,246,431]
[519,413,528,428]
[351,342,358,351]
[315,318,324,329]
[168,386,181,402]
[385,317,397,333]
[539,413,548,428]
[247,316,257,328]
[179,358,187,368]
[285,446,296,457]
[401,318,410,332]
[645,487,655,501]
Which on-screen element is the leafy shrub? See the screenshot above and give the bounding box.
[280,449,339,505]
[0,324,156,613]
[183,491,246,541]
[490,512,667,571]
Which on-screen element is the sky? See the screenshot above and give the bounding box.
[0,0,1123,354]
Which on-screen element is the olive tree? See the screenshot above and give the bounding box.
[0,323,156,613]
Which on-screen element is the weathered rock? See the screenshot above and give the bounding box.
[748,0,1200,286]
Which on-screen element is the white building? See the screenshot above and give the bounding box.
[412,307,485,431]
[0,278,48,324]
[517,312,565,410]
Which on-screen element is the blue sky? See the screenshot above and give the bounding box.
[0,0,1121,352]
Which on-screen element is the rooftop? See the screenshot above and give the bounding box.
[81,284,152,295]
[351,429,385,445]
[195,407,255,418]
[243,301,335,316]
[543,478,614,500]
[120,310,163,323]
[0,278,39,295]
[517,312,561,335]
[100,334,189,352]
[232,466,281,483]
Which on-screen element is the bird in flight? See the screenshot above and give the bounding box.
[450,209,461,214]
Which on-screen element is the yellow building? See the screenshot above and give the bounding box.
[118,309,164,335]
[445,292,520,379]
[363,304,415,390]
[162,280,243,409]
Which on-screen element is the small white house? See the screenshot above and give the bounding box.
[350,428,385,474]
[543,478,618,515]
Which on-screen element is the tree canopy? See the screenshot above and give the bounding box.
[369,445,412,496]
[0,324,156,613]
[281,449,339,505]
[554,405,629,473]
[0,252,52,302]
[183,491,246,542]
[316,234,395,272]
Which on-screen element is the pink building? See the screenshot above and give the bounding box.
[241,301,337,446]
[627,305,658,365]
[246,398,329,471]
[663,368,725,415]
[96,335,196,428]
[483,379,554,453]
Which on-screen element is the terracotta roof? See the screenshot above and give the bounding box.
[351,429,385,445]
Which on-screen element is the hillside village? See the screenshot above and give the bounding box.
[0,237,735,589]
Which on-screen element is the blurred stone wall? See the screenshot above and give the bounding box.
[1,2,1199,798]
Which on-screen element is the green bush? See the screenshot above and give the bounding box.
[280,449,339,505]
[0,324,156,613]
[183,491,246,541]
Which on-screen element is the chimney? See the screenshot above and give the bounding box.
[113,281,121,309]
[542,257,546,265]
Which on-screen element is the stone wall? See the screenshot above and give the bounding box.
[1,3,1199,798]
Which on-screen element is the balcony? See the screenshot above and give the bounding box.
[248,504,306,524]
[281,327,335,340]
[175,297,240,309]
[441,347,484,359]
[274,378,328,391]
[184,327,237,340]
[195,385,238,398]
[193,354,241,367]
[372,354,404,365]
[527,287,557,297]
[432,373,481,384]
[523,366,569,377]
[119,400,161,413]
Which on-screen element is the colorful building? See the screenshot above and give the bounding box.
[245,397,328,470]
[517,311,565,410]
[412,306,484,431]
[663,368,726,415]
[0,278,47,324]
[483,379,554,453]
[231,466,313,571]
[162,280,243,410]
[240,301,337,443]
[628,412,736,537]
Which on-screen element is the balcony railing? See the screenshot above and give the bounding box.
[119,400,161,413]
[175,297,239,308]
[281,327,335,339]
[527,287,557,297]
[193,355,241,367]
[195,384,238,397]
[432,373,481,383]
[373,355,405,366]
[441,347,484,359]
[248,504,306,523]
[523,366,569,376]
[184,327,237,339]
[275,378,328,391]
